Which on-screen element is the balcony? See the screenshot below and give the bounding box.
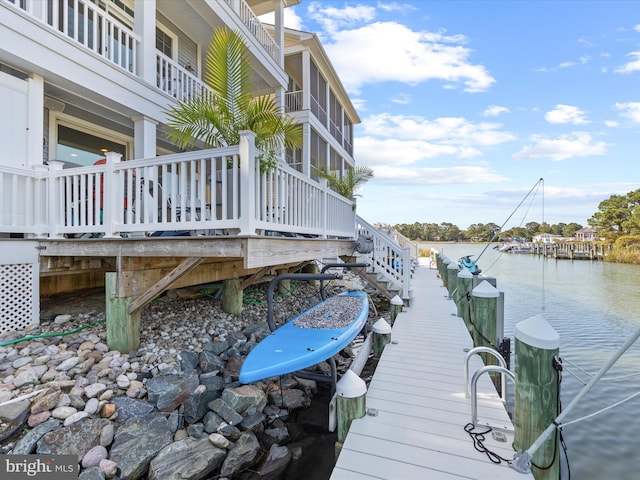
[4,0,279,97]
[0,133,356,239]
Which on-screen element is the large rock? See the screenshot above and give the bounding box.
[220,431,261,478]
[11,418,60,454]
[0,398,30,422]
[148,436,226,480]
[199,350,226,373]
[267,389,311,409]
[257,444,292,480]
[109,413,173,480]
[36,418,109,462]
[183,385,218,424]
[111,397,155,421]
[208,398,242,426]
[146,371,199,412]
[222,385,267,415]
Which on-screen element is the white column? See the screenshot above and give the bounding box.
[302,50,311,111]
[26,74,44,167]
[302,123,311,177]
[132,115,157,160]
[134,0,157,83]
[273,0,285,67]
[238,130,258,235]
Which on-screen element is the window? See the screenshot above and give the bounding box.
[56,126,127,168]
[156,27,173,58]
[51,114,130,168]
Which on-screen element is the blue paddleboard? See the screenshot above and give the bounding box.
[239,291,369,384]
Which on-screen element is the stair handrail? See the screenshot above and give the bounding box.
[355,215,412,300]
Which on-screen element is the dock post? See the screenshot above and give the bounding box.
[440,257,451,290]
[456,269,473,334]
[222,277,243,315]
[446,262,459,298]
[372,318,392,356]
[390,295,403,323]
[336,369,367,445]
[514,315,560,480]
[471,281,499,364]
[106,272,140,353]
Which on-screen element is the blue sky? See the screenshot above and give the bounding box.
[274,1,640,229]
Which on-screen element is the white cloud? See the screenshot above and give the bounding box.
[316,21,494,93]
[604,120,620,127]
[370,165,507,185]
[615,52,640,74]
[483,105,510,117]
[545,105,589,124]
[307,2,377,35]
[391,93,412,104]
[355,136,465,166]
[361,113,515,146]
[513,132,609,161]
[635,24,640,33]
[614,102,640,122]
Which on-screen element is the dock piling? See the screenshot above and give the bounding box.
[514,315,560,480]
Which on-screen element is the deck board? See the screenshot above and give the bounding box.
[331,261,533,479]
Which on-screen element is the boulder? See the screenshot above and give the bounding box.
[148,437,226,480]
[220,431,261,478]
[221,385,267,415]
[109,413,173,480]
[146,371,199,412]
[37,418,109,462]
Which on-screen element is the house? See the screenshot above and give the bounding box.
[532,233,562,244]
[574,227,597,242]
[0,0,413,349]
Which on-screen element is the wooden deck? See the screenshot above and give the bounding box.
[331,260,534,480]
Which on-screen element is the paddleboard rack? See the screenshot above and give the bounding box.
[266,272,349,396]
[319,262,369,301]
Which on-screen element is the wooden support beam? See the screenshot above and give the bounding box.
[241,267,272,289]
[222,277,243,315]
[128,257,203,314]
[106,272,140,353]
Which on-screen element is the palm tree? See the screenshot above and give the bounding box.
[165,27,302,172]
[316,165,374,201]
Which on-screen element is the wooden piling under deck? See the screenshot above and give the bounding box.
[331,260,534,480]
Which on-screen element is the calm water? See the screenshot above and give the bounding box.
[423,243,640,480]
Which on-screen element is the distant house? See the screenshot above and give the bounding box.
[574,227,597,242]
[533,233,563,243]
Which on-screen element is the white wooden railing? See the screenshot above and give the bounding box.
[156,52,210,102]
[394,229,419,263]
[225,0,279,62]
[5,0,139,73]
[356,216,412,300]
[0,133,355,239]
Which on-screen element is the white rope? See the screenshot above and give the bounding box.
[559,390,640,429]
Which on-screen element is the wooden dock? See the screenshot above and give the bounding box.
[331,260,534,479]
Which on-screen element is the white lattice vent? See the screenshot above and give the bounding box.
[1,263,35,335]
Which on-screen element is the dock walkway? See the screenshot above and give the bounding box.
[331,260,533,479]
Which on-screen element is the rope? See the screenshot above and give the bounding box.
[463,423,513,464]
[558,390,640,429]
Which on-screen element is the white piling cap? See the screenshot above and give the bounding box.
[442,256,451,265]
[447,262,459,270]
[337,369,367,398]
[372,318,392,334]
[472,280,500,298]
[515,314,560,350]
[458,269,473,279]
[390,295,403,306]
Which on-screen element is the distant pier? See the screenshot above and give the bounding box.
[530,242,607,260]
